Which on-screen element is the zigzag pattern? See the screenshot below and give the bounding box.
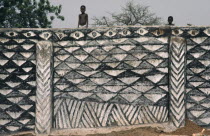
[169,37,186,128]
[1,27,210,134]
[53,36,169,129]
[35,41,53,134]
[53,98,168,128]
[53,29,170,130]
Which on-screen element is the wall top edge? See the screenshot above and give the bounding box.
[0,25,210,31]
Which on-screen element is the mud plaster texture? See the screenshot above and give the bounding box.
[1,26,210,135]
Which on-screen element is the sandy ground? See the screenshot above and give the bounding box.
[87,120,210,136]
[10,120,210,136]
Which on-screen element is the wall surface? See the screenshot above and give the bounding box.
[0,31,36,134]
[53,27,169,129]
[0,26,209,135]
[185,28,210,128]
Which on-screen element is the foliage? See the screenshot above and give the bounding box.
[0,0,64,28]
[92,1,162,27]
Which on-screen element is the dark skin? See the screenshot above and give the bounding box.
[168,16,174,25]
[78,6,88,28]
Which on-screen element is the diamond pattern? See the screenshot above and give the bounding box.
[0,38,36,134]
[53,37,169,106]
[187,34,210,127]
[4,27,209,134]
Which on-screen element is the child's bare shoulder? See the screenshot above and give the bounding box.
[80,13,87,15]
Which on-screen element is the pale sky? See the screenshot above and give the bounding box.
[50,0,210,28]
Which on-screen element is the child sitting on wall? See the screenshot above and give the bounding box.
[78,5,88,28]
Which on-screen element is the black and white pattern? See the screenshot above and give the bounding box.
[54,99,168,128]
[1,27,210,135]
[169,36,186,128]
[186,27,210,128]
[0,32,36,134]
[53,27,169,128]
[35,41,53,134]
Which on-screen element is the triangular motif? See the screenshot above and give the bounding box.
[191,110,206,118]
[6,82,21,88]
[77,71,98,77]
[74,55,89,61]
[83,47,97,53]
[191,37,208,44]
[200,118,210,124]
[133,37,149,43]
[21,44,34,50]
[120,93,142,102]
[7,97,23,104]
[3,52,15,58]
[143,45,164,51]
[56,55,69,61]
[66,63,81,69]
[67,79,85,84]
[157,37,168,43]
[78,86,96,92]
[113,54,127,61]
[103,45,115,52]
[199,88,210,95]
[200,60,210,67]
[132,86,153,93]
[12,60,26,66]
[144,94,166,103]
[64,47,80,53]
[103,86,125,93]
[0,74,9,80]
[146,74,165,83]
[190,52,205,59]
[104,70,125,76]
[0,89,12,95]
[118,77,139,84]
[106,62,120,68]
[147,59,163,67]
[20,52,33,59]
[133,53,147,60]
[124,61,141,68]
[85,63,100,70]
[90,78,111,85]
[96,93,116,101]
[0,60,9,66]
[119,45,136,51]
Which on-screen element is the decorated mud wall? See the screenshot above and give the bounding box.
[0,26,210,135]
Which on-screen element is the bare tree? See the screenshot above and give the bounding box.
[92,1,162,27]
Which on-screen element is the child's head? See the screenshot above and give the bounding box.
[168,16,173,25]
[80,5,86,13]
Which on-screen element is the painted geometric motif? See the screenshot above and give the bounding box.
[35,41,53,134]
[0,32,36,134]
[186,28,210,127]
[54,98,168,129]
[169,36,186,128]
[53,28,169,128]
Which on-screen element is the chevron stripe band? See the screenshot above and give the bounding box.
[35,41,53,134]
[169,36,186,128]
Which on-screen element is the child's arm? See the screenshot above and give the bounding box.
[78,15,80,28]
[86,14,88,28]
